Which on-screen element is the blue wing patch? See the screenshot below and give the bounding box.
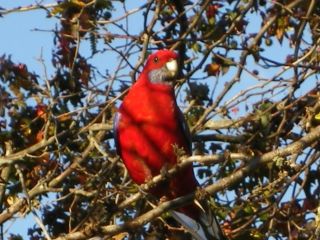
[177,108,192,153]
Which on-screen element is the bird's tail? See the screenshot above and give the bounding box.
[171,208,227,240]
[198,207,227,240]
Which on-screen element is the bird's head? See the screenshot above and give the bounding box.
[142,50,179,85]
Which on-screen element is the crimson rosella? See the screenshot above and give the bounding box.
[114,50,226,240]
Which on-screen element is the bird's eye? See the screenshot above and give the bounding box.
[153,56,159,63]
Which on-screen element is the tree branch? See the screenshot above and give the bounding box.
[52,125,320,239]
[0,131,67,167]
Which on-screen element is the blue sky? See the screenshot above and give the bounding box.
[0,1,57,73]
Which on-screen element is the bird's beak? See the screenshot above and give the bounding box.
[166,59,178,78]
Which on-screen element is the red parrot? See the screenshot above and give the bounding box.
[114,50,226,240]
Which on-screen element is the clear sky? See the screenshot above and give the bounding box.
[0,1,57,73]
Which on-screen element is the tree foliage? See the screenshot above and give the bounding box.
[0,0,320,239]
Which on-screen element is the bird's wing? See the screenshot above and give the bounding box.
[177,108,192,153]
